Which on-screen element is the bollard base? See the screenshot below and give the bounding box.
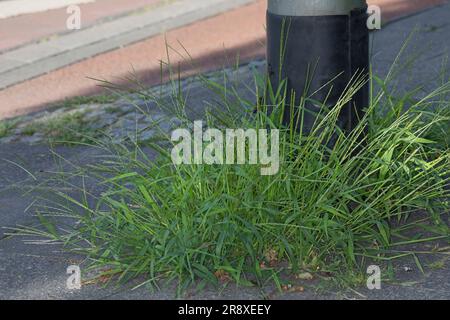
[266,8,369,134]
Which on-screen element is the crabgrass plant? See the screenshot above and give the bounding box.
[14,56,449,294]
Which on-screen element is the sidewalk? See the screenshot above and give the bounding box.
[0,0,448,119]
[0,0,255,92]
[0,3,449,299]
[0,0,160,52]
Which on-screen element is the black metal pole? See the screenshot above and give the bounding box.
[267,0,369,133]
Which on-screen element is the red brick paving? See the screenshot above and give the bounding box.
[0,0,447,119]
[0,0,161,52]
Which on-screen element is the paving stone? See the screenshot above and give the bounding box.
[20,133,46,145]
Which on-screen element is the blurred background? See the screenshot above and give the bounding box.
[0,0,447,119]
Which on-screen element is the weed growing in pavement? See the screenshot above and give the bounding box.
[21,111,98,144]
[13,46,450,295]
[0,119,18,138]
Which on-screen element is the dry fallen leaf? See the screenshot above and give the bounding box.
[295,272,314,280]
[290,285,305,293]
[82,274,113,286]
[214,269,231,282]
[282,284,304,293]
[282,284,292,291]
[264,249,277,261]
[264,249,278,267]
[81,268,117,286]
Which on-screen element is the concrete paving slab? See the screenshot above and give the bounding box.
[0,0,94,19]
[1,43,62,64]
[0,142,106,238]
[371,4,450,93]
[0,236,124,300]
[0,58,23,74]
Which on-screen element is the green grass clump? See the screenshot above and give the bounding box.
[22,111,98,143]
[0,119,17,138]
[18,64,449,294]
[58,94,117,110]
